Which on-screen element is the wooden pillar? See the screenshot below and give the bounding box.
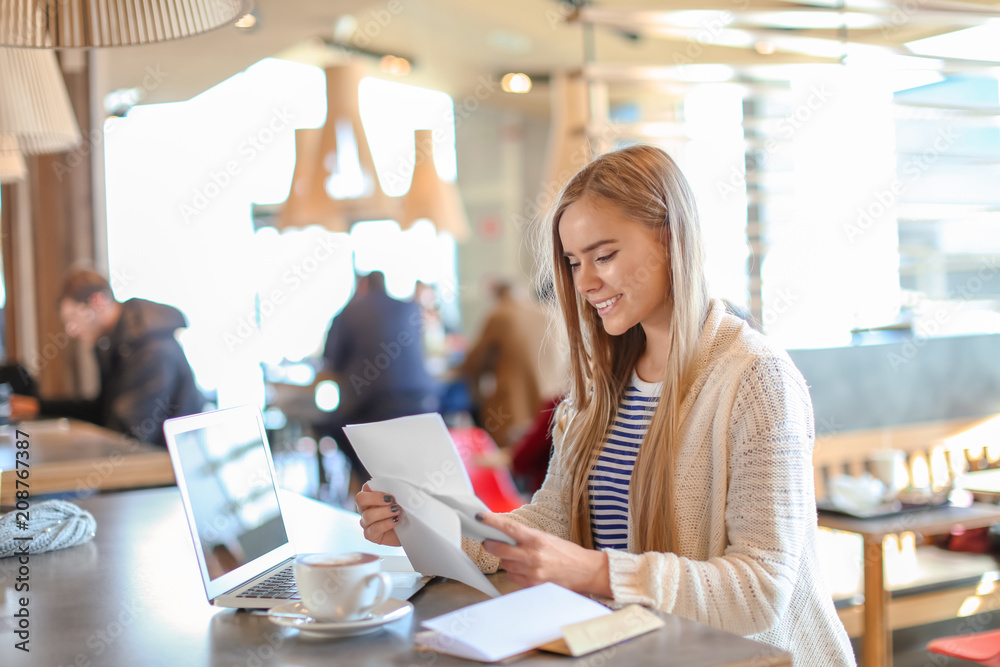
[2,183,21,360]
[863,537,891,667]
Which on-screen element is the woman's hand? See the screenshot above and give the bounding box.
[355,482,402,547]
[477,512,612,598]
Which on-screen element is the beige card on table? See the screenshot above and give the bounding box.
[540,605,665,657]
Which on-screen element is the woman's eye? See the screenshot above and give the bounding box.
[596,252,617,263]
[568,262,580,272]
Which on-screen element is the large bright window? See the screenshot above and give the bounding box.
[698,62,998,349]
[104,59,458,407]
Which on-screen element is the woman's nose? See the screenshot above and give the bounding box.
[574,262,601,293]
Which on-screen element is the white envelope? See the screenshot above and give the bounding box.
[416,583,612,662]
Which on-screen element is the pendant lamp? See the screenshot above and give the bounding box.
[0,47,81,169]
[0,0,253,48]
[276,127,323,231]
[279,63,399,233]
[0,134,27,183]
[541,71,591,201]
[401,129,468,240]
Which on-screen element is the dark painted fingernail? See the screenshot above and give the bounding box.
[383,495,393,503]
[475,513,484,521]
[390,505,400,513]
[392,516,400,523]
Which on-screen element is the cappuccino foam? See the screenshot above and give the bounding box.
[298,552,378,568]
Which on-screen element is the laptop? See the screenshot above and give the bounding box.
[163,404,428,609]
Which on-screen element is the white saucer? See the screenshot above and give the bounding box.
[267,598,413,638]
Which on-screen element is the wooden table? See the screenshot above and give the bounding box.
[0,419,175,504]
[0,487,792,667]
[818,502,1000,667]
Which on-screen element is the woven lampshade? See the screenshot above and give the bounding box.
[0,133,27,183]
[0,47,81,156]
[277,127,324,230]
[0,0,252,48]
[401,129,468,240]
[542,71,591,201]
[279,63,399,233]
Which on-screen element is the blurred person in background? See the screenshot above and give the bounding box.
[460,280,563,449]
[318,270,439,488]
[10,269,205,445]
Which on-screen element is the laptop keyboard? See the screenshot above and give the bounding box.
[235,564,301,600]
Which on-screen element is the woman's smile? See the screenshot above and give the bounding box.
[592,294,622,316]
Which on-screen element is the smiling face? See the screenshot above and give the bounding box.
[558,196,671,338]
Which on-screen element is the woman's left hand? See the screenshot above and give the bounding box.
[477,512,612,597]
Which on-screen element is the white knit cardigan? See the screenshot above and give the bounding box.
[464,300,856,667]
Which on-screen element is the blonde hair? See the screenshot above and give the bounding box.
[545,145,709,554]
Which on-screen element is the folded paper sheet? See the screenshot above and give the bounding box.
[344,413,514,598]
[416,583,613,662]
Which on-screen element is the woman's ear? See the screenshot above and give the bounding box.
[555,401,570,434]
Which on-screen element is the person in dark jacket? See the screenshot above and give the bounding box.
[10,270,205,445]
[318,270,439,483]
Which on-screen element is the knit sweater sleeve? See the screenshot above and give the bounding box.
[462,403,574,572]
[605,355,816,637]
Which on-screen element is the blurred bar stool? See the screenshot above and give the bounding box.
[928,628,1000,666]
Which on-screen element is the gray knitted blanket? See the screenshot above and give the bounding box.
[0,500,97,558]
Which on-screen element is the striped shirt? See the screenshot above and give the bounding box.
[588,373,662,550]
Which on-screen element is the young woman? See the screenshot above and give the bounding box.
[357,145,855,667]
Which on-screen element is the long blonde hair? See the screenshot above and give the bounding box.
[546,145,709,554]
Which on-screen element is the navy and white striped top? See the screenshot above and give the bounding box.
[588,374,662,550]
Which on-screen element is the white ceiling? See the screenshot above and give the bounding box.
[100,0,1000,117]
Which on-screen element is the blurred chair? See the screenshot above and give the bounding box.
[449,426,527,513]
[927,628,1000,666]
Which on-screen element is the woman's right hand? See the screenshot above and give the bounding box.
[356,482,402,547]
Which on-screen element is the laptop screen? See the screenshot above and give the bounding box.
[169,408,289,581]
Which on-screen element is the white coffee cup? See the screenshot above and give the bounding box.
[294,552,392,622]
